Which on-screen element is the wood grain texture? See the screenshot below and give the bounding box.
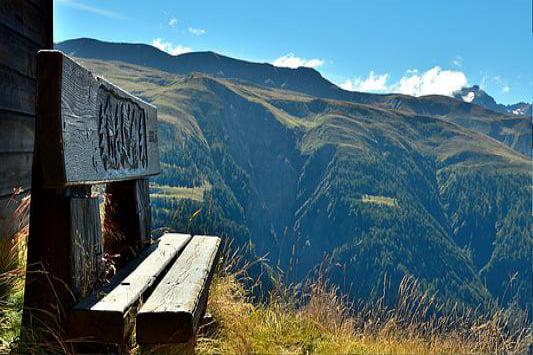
[0,65,35,115]
[22,187,76,332]
[0,0,52,202]
[70,194,105,299]
[0,23,38,78]
[0,110,34,153]
[0,0,52,47]
[104,179,152,267]
[69,234,192,344]
[0,152,32,197]
[35,50,160,187]
[136,235,221,344]
[33,50,64,189]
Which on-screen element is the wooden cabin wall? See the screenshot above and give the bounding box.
[0,0,53,233]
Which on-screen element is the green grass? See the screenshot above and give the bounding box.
[0,286,23,351]
[0,193,29,352]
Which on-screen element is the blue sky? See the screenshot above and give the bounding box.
[54,0,532,104]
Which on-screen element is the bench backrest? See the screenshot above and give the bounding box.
[36,50,160,186]
[23,51,160,330]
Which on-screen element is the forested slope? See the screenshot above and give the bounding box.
[80,58,532,310]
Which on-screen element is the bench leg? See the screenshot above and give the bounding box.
[22,186,104,344]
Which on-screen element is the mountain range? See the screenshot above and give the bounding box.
[454,85,532,117]
[56,38,532,311]
[57,38,532,157]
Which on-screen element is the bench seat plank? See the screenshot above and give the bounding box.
[68,233,191,343]
[136,235,221,344]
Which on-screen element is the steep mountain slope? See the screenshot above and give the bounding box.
[57,38,531,156]
[81,58,532,310]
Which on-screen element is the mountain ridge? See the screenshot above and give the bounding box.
[454,85,532,116]
[56,38,532,157]
[56,38,531,115]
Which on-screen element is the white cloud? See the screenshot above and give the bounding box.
[391,66,467,97]
[168,18,178,27]
[151,38,192,56]
[339,80,355,91]
[339,66,468,97]
[56,0,126,19]
[272,53,325,69]
[189,27,206,36]
[462,92,475,103]
[341,71,389,92]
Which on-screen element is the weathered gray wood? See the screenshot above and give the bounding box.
[70,194,105,299]
[0,24,39,78]
[35,50,160,187]
[0,152,32,197]
[0,1,52,47]
[0,65,35,116]
[0,0,51,206]
[104,179,151,267]
[22,187,99,333]
[0,111,34,153]
[136,235,221,344]
[69,234,192,343]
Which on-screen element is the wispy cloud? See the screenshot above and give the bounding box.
[340,67,468,97]
[272,53,324,69]
[169,18,178,27]
[502,85,510,94]
[188,27,206,36]
[56,0,127,19]
[481,74,511,96]
[151,38,192,56]
[452,55,463,67]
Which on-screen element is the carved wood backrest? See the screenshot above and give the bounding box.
[23,51,160,330]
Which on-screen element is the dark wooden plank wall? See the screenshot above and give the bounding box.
[0,0,53,230]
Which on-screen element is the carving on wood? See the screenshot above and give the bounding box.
[97,87,148,171]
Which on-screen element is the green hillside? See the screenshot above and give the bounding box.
[80,58,532,310]
[58,39,531,157]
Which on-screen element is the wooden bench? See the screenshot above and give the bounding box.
[22,50,221,347]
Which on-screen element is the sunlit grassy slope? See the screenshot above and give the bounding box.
[80,58,531,313]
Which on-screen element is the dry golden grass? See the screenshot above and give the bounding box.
[194,249,531,355]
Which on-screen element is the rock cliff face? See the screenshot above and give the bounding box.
[79,58,532,311]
